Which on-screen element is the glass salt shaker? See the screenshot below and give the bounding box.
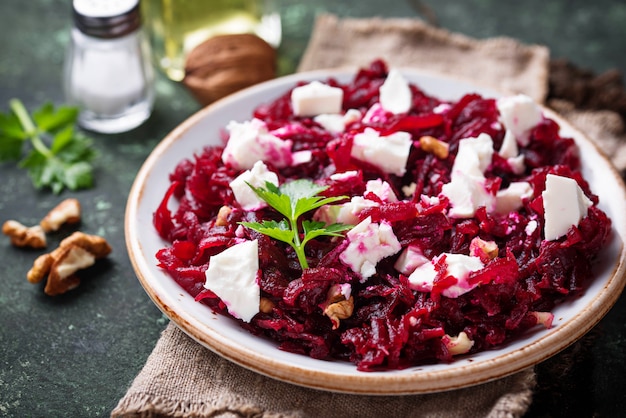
[64,0,155,134]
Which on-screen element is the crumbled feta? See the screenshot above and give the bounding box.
[498,129,526,174]
[314,196,378,225]
[330,170,360,181]
[291,150,313,165]
[433,103,452,114]
[507,155,526,175]
[365,179,398,202]
[394,244,429,276]
[379,69,412,114]
[222,119,293,170]
[525,219,538,235]
[340,217,402,280]
[408,253,484,298]
[542,174,593,241]
[499,129,518,159]
[495,181,533,214]
[452,133,494,177]
[203,239,260,322]
[441,174,495,218]
[327,283,353,302]
[496,94,543,146]
[441,133,496,218]
[351,128,412,176]
[229,161,279,211]
[314,109,362,133]
[362,103,387,124]
[291,81,343,117]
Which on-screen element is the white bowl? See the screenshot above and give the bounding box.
[125,68,626,395]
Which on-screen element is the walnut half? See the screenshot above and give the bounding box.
[2,220,47,249]
[40,198,81,233]
[27,231,112,296]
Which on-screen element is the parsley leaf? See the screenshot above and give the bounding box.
[0,99,96,193]
[240,179,353,270]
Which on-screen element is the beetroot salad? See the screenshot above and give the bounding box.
[153,60,611,371]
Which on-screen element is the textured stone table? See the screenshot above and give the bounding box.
[0,1,624,417]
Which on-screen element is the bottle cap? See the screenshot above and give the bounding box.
[72,0,140,38]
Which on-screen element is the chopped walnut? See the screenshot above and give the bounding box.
[442,331,474,356]
[45,245,95,296]
[419,136,449,159]
[215,205,232,227]
[324,296,354,330]
[469,237,499,263]
[26,231,112,295]
[2,220,47,249]
[259,297,275,314]
[27,253,55,284]
[40,198,81,232]
[530,311,554,329]
[58,231,112,257]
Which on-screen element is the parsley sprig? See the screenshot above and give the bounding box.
[0,99,96,194]
[240,179,353,270]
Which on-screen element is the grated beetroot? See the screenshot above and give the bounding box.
[154,59,611,371]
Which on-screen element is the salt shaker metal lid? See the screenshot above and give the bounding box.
[72,0,141,39]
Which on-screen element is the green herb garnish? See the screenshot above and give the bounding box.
[0,99,96,194]
[240,179,353,270]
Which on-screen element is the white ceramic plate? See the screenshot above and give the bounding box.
[125,68,626,395]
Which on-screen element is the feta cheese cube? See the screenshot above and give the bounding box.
[313,196,379,225]
[499,129,518,159]
[496,94,543,146]
[379,69,412,114]
[542,174,593,241]
[362,103,387,124]
[441,174,495,218]
[291,81,343,117]
[394,244,429,276]
[204,239,260,322]
[222,119,293,170]
[329,170,360,181]
[339,217,402,280]
[229,161,279,211]
[495,181,533,214]
[452,133,494,178]
[351,128,412,176]
[408,253,484,298]
[365,179,398,202]
[441,133,496,218]
[314,109,362,133]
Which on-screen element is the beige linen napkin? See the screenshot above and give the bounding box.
[112,14,626,418]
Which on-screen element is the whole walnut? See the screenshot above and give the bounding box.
[183,33,277,106]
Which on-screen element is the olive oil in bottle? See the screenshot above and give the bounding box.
[142,0,281,81]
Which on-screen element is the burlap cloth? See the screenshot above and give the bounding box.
[112,14,626,418]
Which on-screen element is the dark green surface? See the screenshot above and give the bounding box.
[1,1,625,417]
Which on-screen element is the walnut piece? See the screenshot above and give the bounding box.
[45,245,94,296]
[530,311,554,329]
[469,237,499,263]
[419,135,449,159]
[2,220,47,249]
[215,206,232,227]
[26,231,112,295]
[259,297,275,314]
[323,297,354,330]
[183,33,276,106]
[40,198,81,232]
[442,331,474,356]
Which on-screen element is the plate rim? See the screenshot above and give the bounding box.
[125,68,626,395]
